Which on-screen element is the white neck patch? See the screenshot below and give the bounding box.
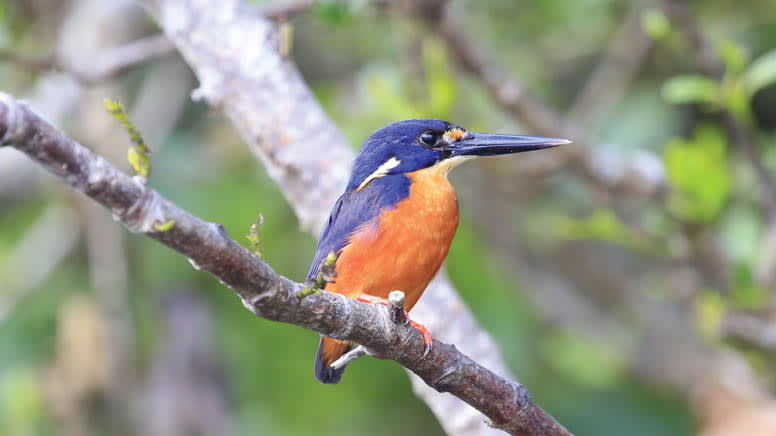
[434,155,476,176]
[356,157,402,191]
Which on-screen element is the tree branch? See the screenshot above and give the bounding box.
[722,312,776,351]
[0,34,175,86]
[0,92,572,436]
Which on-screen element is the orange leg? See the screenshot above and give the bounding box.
[356,294,391,306]
[356,293,433,357]
[409,320,432,357]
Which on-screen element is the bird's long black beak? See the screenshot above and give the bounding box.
[448,132,570,157]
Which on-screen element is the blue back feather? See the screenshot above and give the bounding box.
[307,175,410,279]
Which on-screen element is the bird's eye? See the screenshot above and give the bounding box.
[419,131,439,146]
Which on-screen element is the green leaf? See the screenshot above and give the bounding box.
[311,0,353,25]
[127,147,146,177]
[246,213,264,259]
[717,40,749,74]
[719,207,762,264]
[662,75,720,105]
[696,290,725,339]
[299,251,337,299]
[742,49,776,96]
[663,124,731,221]
[1,367,44,432]
[423,39,456,118]
[730,286,769,311]
[722,79,753,124]
[541,331,622,389]
[641,8,671,40]
[556,208,642,250]
[730,264,769,310]
[105,97,151,177]
[153,219,175,232]
[365,71,418,118]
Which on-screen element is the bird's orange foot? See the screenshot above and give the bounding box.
[356,294,390,306]
[356,293,432,358]
[356,293,409,322]
[409,320,433,358]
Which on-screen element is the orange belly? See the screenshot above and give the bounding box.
[326,165,459,311]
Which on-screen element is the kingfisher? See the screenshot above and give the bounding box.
[309,119,568,384]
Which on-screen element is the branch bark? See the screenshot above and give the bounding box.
[0,92,572,436]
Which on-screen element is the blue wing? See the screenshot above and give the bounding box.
[306,174,411,280]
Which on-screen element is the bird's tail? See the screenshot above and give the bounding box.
[314,335,352,384]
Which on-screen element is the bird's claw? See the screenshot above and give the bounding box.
[356,294,390,306]
[356,293,432,357]
[409,319,433,358]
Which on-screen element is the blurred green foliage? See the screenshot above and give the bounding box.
[662,75,721,106]
[664,125,731,222]
[556,209,647,252]
[0,368,45,436]
[744,50,776,96]
[641,9,671,41]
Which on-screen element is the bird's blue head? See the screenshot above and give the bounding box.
[347,119,569,191]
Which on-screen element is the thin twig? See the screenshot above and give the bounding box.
[77,34,176,85]
[0,92,572,436]
[722,312,776,351]
[0,51,57,72]
[0,34,175,85]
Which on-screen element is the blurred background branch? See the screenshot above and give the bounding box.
[0,33,174,86]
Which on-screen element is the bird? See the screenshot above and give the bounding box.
[308,119,569,384]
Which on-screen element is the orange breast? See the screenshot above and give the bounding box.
[326,165,459,311]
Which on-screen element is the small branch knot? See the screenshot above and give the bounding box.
[388,290,407,325]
